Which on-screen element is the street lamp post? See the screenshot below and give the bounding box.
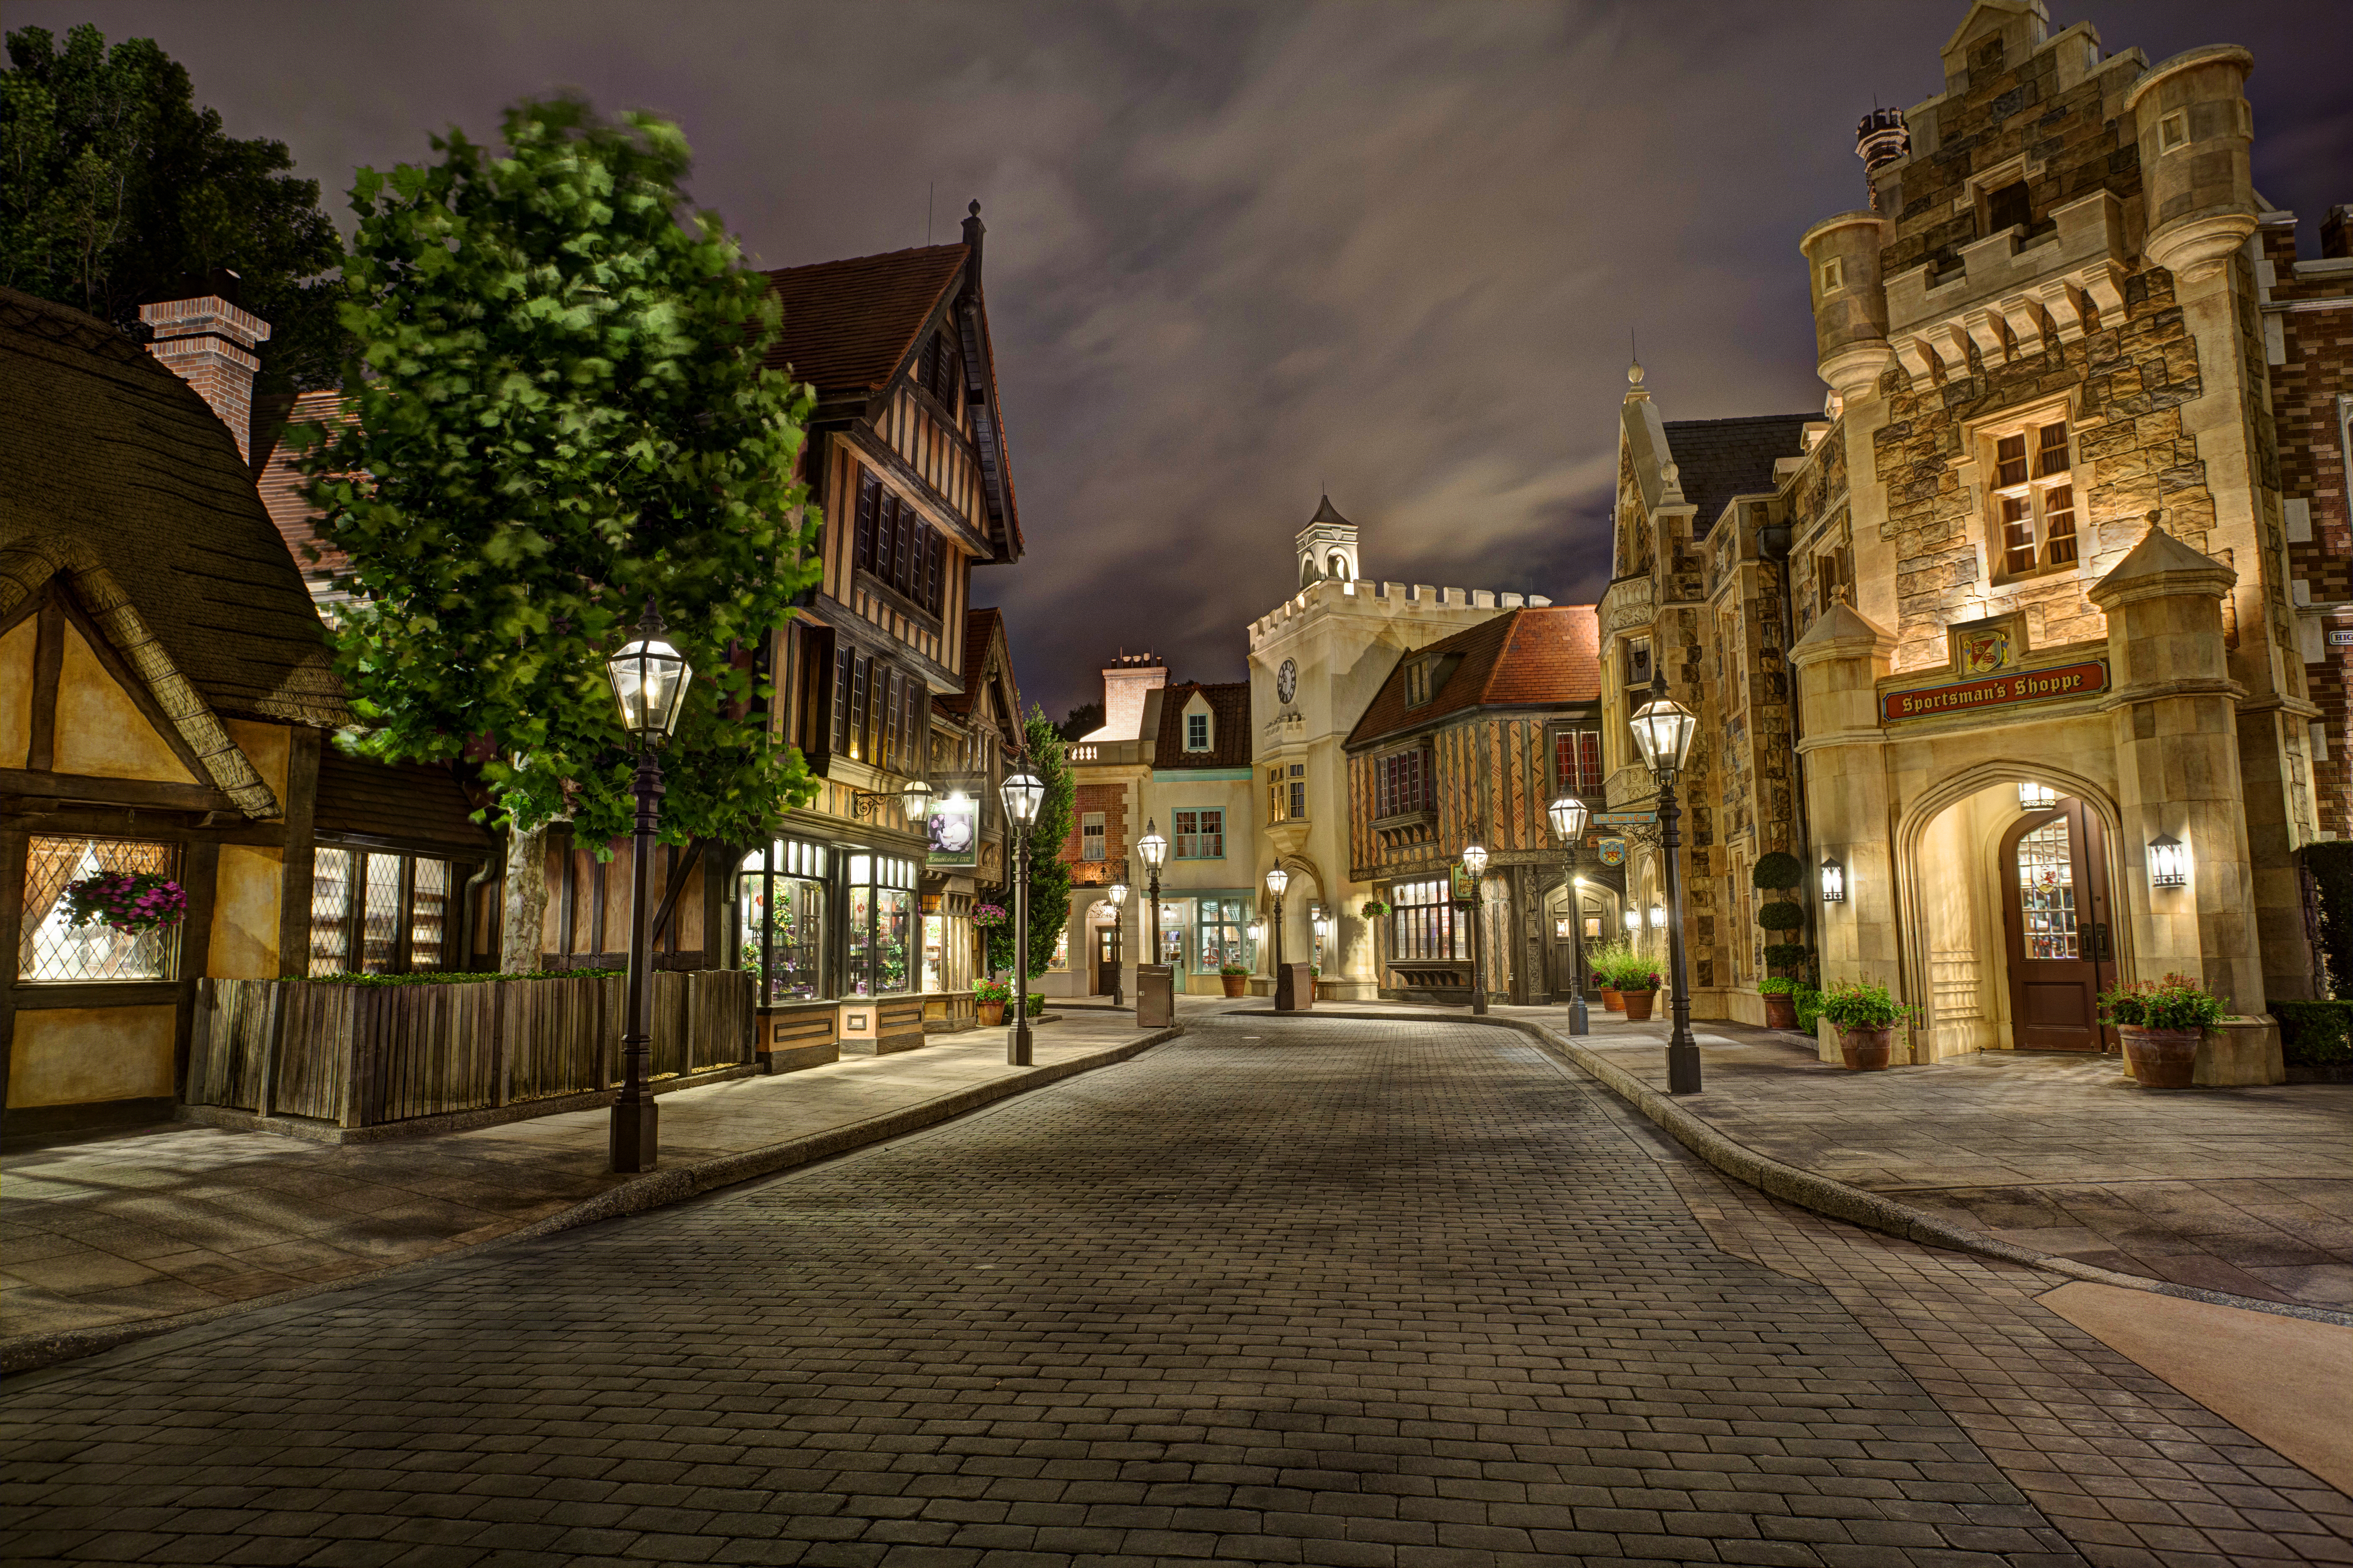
[1548,794,1590,1036]
[1001,762,1045,1065]
[1460,843,1489,1015]
[603,602,693,1174]
[1105,879,1129,1007]
[1266,865,1289,973]
[1138,820,1168,963]
[1629,672,1701,1093]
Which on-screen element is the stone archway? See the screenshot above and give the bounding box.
[1895,761,2132,1063]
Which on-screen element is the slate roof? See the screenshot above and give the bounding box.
[0,286,346,727]
[762,244,970,394]
[1662,413,1815,537]
[1345,606,1599,750]
[1152,681,1251,770]
[313,748,496,858]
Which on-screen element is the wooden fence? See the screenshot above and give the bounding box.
[186,971,755,1129]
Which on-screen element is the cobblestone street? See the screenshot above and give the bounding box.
[3,1017,2348,1568]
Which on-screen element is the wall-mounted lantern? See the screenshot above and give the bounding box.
[1820,855,1846,903]
[1623,909,1641,932]
[1648,903,1666,929]
[2148,833,2189,889]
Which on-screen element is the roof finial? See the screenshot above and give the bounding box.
[1628,328,1644,388]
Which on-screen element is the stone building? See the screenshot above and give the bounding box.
[1603,0,2341,1067]
[1247,498,1548,1000]
[1342,607,1606,1005]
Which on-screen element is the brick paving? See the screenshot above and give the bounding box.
[0,1014,2347,1566]
[0,1008,1173,1355]
[1516,1009,2353,1311]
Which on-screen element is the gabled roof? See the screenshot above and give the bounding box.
[1660,414,1815,535]
[0,286,346,733]
[1152,680,1251,769]
[936,606,1022,742]
[761,244,970,395]
[1345,605,1599,750]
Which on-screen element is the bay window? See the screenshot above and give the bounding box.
[1388,878,1466,962]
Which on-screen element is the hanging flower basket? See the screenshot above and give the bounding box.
[971,903,1009,929]
[63,872,189,936]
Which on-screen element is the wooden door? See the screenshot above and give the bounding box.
[1095,927,1118,995]
[2000,798,2116,1051]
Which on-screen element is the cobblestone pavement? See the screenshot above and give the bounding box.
[3,1016,2348,1567]
[1554,1013,2353,1310]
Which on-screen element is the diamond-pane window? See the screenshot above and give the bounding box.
[360,853,404,974]
[408,859,450,971]
[20,836,180,982]
[311,846,354,975]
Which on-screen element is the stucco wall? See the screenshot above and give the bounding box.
[5,1005,177,1107]
[210,844,285,979]
[0,617,32,766]
[52,623,201,782]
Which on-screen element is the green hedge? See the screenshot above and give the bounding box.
[2273,1001,2353,1067]
[307,968,624,986]
[1792,985,1824,1036]
[2302,842,2353,997]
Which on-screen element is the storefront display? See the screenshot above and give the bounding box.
[847,854,918,996]
[1196,897,1253,971]
[737,840,829,1002]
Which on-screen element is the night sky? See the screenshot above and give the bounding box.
[18,1,2347,720]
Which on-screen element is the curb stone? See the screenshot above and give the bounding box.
[0,1025,1184,1379]
[1265,1007,2353,1329]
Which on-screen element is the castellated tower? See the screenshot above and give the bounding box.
[1295,495,1360,589]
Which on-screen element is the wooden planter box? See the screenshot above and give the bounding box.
[187,971,755,1131]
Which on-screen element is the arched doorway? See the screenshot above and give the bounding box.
[1544,876,1619,999]
[1999,797,2118,1051]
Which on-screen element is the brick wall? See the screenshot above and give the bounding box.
[1060,782,1129,883]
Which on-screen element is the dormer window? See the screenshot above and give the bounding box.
[1186,710,1210,751]
[1405,660,1431,707]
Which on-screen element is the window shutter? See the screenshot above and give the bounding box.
[896,507,919,597]
[832,647,853,753]
[924,529,944,613]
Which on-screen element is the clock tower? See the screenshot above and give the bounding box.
[1245,496,1541,999]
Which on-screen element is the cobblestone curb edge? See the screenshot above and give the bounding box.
[0,1026,1186,1379]
[1288,1008,2353,1329]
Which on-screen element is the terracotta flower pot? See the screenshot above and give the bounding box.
[1763,992,1797,1030]
[1601,987,1625,1013]
[2120,1025,2200,1089]
[1221,974,1248,998]
[977,999,1006,1026]
[1620,989,1656,1022]
[1836,1024,1892,1071]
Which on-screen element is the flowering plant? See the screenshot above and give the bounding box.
[973,978,1011,1003]
[971,903,1009,928]
[2101,973,2227,1031]
[62,872,189,935]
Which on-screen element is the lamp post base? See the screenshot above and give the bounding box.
[609,1097,659,1173]
[1568,994,1589,1036]
[1666,1038,1702,1095]
[1008,1024,1033,1067]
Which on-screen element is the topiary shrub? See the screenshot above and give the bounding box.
[1757,901,1805,932]
[1752,851,1804,891]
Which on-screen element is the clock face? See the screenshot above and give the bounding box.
[1277,659,1297,705]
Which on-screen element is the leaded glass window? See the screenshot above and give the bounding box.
[19,836,180,983]
[1388,878,1466,962]
[2017,818,2078,960]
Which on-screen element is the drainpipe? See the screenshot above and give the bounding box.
[1758,518,1817,978]
[460,844,504,973]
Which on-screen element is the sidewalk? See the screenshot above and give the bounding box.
[1361,998,2353,1312]
[0,1003,1194,1371]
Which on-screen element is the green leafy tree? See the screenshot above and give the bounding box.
[986,711,1075,990]
[297,96,821,968]
[0,23,347,390]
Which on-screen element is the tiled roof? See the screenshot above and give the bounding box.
[313,748,496,857]
[1661,414,1815,537]
[1345,606,1599,749]
[0,286,346,727]
[937,606,1006,717]
[761,245,969,394]
[1151,680,1252,769]
[255,388,349,580]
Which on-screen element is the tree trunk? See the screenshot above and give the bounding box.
[500,821,551,974]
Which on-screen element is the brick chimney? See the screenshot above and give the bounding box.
[140,270,271,465]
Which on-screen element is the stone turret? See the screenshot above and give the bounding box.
[2126,46,2259,280]
[1295,494,1360,589]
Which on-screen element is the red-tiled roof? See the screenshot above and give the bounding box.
[761,245,969,394]
[255,388,348,580]
[1344,606,1599,749]
[1151,680,1251,769]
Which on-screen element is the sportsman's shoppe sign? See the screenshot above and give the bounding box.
[1880,659,2110,724]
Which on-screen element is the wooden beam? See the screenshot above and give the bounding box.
[11,980,181,1009]
[0,803,286,846]
[174,839,220,1096]
[0,769,236,814]
[649,839,705,947]
[26,593,62,773]
[276,727,322,979]
[0,830,28,1121]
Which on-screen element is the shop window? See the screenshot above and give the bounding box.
[1173,809,1224,859]
[1984,412,2080,580]
[1552,729,1602,798]
[920,912,946,994]
[1159,902,1188,966]
[1081,812,1106,862]
[1376,748,1429,819]
[1048,925,1070,970]
[1196,898,1252,970]
[308,845,462,976]
[846,854,917,996]
[19,835,182,983]
[737,841,829,1003]
[1388,878,1466,962]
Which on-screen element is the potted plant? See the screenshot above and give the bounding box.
[1598,948,1658,1021]
[1219,962,1252,998]
[974,978,1010,1026]
[1586,944,1624,1012]
[1758,975,1799,1030]
[63,870,190,936]
[1817,980,1915,1070]
[2101,973,2227,1089]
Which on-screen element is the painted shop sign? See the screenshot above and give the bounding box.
[1881,659,2109,724]
[1591,810,1655,826]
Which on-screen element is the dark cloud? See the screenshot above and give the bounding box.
[18,0,2345,718]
